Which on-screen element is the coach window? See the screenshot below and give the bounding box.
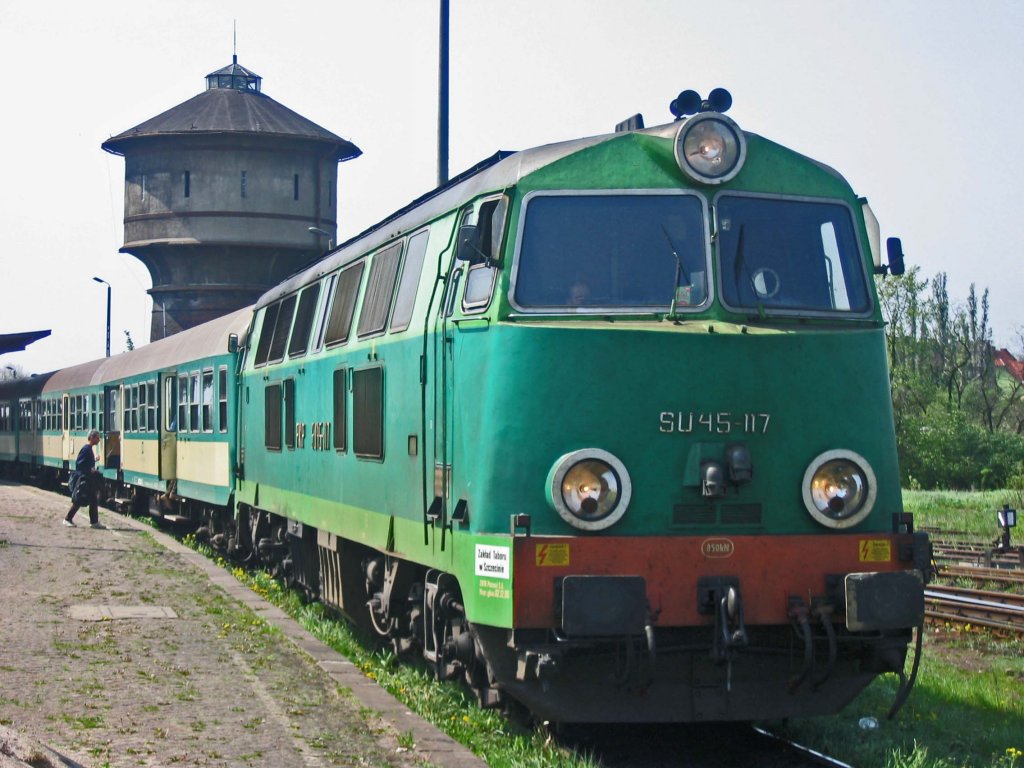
[254,303,280,367]
[284,379,296,450]
[353,367,383,459]
[107,390,119,433]
[189,372,201,432]
[268,295,297,365]
[324,262,365,347]
[218,366,228,432]
[333,367,347,452]
[177,374,189,431]
[165,377,177,431]
[265,384,282,451]
[288,283,321,358]
[147,381,156,432]
[201,369,214,432]
[136,384,145,432]
[358,242,403,338]
[390,230,430,332]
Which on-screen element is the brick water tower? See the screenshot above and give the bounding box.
[102,56,361,339]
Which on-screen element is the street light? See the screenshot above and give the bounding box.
[92,277,111,357]
[308,227,334,250]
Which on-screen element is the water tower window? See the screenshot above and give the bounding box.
[141,174,146,202]
[241,171,247,199]
[184,171,191,198]
[294,174,300,201]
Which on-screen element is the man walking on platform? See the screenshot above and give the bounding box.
[64,430,104,529]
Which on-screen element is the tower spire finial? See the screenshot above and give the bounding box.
[233,20,237,65]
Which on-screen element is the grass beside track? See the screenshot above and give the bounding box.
[171,488,1022,768]
[767,490,1024,768]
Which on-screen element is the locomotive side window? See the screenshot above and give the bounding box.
[283,379,296,450]
[324,262,365,347]
[357,242,403,338]
[253,304,280,367]
[353,367,383,459]
[264,384,282,451]
[267,295,297,365]
[332,367,347,452]
[462,197,506,312]
[716,196,871,315]
[288,283,321,358]
[512,192,708,311]
[390,230,430,332]
[312,273,338,352]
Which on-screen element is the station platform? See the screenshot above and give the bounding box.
[0,481,485,768]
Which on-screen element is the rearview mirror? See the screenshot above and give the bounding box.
[227,333,238,354]
[886,238,905,277]
[455,224,481,263]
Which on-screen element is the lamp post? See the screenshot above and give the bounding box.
[308,227,334,248]
[92,277,111,357]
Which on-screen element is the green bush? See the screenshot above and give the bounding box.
[897,410,1024,489]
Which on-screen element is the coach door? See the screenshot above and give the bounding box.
[159,372,177,481]
[61,394,70,464]
[103,386,122,470]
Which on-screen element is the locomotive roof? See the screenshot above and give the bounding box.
[41,307,252,393]
[256,117,848,309]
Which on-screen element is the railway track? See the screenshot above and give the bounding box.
[925,585,1024,632]
[556,723,853,767]
[939,564,1024,587]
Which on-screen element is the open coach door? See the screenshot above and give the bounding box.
[103,386,121,471]
[159,372,177,484]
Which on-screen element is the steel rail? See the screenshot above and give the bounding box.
[924,586,1024,632]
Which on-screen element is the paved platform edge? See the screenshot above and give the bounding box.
[112,511,489,768]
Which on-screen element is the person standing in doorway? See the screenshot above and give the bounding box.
[64,430,104,529]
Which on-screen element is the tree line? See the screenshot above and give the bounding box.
[877,268,1024,489]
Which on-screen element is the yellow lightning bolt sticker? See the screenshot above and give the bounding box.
[859,539,891,562]
[536,543,570,567]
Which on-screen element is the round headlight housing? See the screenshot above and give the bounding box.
[547,449,631,531]
[673,113,747,184]
[801,449,877,529]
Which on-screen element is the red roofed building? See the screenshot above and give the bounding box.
[994,348,1024,382]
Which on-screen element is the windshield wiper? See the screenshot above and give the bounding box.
[731,224,766,320]
[661,226,691,321]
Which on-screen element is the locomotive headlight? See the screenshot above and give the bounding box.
[801,449,878,529]
[547,449,632,531]
[673,113,747,185]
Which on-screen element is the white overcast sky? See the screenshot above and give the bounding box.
[1,0,1022,374]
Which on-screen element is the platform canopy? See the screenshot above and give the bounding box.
[0,329,50,355]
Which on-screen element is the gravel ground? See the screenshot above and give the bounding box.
[0,481,484,768]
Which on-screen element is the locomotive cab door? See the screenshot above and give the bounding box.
[426,197,505,540]
[159,372,177,482]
